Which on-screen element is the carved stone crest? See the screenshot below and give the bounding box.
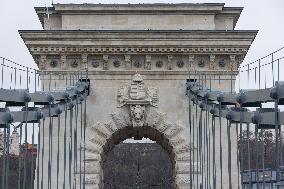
[117,73,158,127]
[117,73,158,107]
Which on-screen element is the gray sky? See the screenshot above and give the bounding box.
[0,0,284,69]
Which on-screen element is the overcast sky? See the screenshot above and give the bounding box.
[0,0,284,69]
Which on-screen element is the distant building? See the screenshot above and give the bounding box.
[10,130,20,155]
[0,129,20,156]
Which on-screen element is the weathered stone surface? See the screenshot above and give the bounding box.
[176,161,190,174]
[24,3,256,189]
[85,173,101,184]
[36,4,242,31]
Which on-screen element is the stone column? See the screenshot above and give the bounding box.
[60,54,67,69]
[82,53,88,69]
[188,55,194,70]
[209,55,216,70]
[124,54,131,69]
[39,55,47,70]
[167,55,173,70]
[145,55,151,70]
[103,55,109,70]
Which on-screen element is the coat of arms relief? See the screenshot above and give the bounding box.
[117,73,158,127]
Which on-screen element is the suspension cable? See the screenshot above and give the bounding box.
[227,120,232,189]
[219,102,223,189]
[189,89,193,189]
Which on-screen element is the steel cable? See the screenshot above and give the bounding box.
[63,103,67,189]
[212,115,216,189]
[56,114,61,189]
[189,90,193,189]
[247,123,252,189]
[69,103,74,189]
[227,120,232,189]
[2,127,6,189]
[255,124,260,189]
[22,102,28,189]
[83,92,87,189]
[199,108,203,188]
[41,118,45,189]
[196,98,199,188]
[79,98,83,189]
[218,103,223,189]
[5,125,10,189]
[36,121,41,189]
[18,123,23,189]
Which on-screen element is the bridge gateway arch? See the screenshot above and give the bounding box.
[19,3,257,189]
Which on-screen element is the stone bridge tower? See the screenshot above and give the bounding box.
[20,3,257,189]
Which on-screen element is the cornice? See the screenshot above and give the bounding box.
[39,70,239,76]
[27,46,248,55]
[19,30,258,48]
[19,29,258,34]
[36,3,226,13]
[18,30,258,42]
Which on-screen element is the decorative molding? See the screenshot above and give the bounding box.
[39,55,47,70]
[102,55,109,70]
[176,60,185,68]
[36,53,241,72]
[230,55,236,62]
[188,55,194,70]
[113,59,120,67]
[198,59,205,68]
[60,54,67,69]
[133,59,143,68]
[70,59,79,68]
[50,59,58,68]
[156,60,163,68]
[30,46,248,55]
[167,55,173,70]
[91,60,99,68]
[209,55,215,70]
[39,70,240,77]
[219,58,226,68]
[145,55,151,70]
[124,54,131,69]
[82,53,88,69]
[230,55,237,70]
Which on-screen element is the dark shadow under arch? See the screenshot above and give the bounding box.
[101,126,176,189]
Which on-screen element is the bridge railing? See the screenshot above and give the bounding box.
[187,79,284,188]
[187,46,284,189]
[0,57,90,189]
[238,47,284,90]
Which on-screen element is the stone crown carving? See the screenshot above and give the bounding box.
[117,73,158,108]
[117,73,158,127]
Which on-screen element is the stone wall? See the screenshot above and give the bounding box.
[36,4,243,31]
[20,3,257,189]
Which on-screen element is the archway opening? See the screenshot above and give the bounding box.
[101,126,175,189]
